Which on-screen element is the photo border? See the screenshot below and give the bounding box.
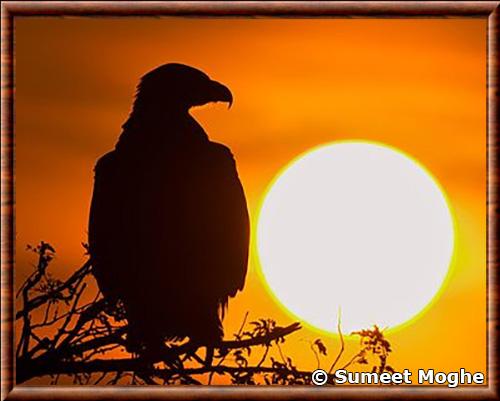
[1,1,498,400]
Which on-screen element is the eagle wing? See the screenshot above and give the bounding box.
[88,151,130,303]
[195,143,250,302]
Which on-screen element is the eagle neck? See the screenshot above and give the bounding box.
[116,111,208,153]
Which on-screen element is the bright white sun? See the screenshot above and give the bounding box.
[257,141,454,334]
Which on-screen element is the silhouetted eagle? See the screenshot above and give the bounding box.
[88,64,249,354]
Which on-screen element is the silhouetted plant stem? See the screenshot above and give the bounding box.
[328,310,345,374]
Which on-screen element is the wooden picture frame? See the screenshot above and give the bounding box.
[1,1,498,399]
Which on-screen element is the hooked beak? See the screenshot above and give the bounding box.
[209,80,233,109]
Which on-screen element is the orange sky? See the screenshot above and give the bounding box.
[15,18,487,381]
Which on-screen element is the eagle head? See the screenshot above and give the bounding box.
[135,63,233,112]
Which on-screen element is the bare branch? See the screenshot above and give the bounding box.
[16,260,92,320]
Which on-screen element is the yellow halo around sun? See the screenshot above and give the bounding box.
[256,141,455,334]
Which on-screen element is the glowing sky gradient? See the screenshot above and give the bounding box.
[15,18,486,381]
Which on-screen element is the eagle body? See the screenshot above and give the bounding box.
[88,64,249,353]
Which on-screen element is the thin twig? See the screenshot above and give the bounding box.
[328,308,344,374]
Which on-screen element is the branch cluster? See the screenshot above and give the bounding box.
[16,242,393,385]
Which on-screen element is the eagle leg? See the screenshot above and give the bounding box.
[205,346,214,367]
